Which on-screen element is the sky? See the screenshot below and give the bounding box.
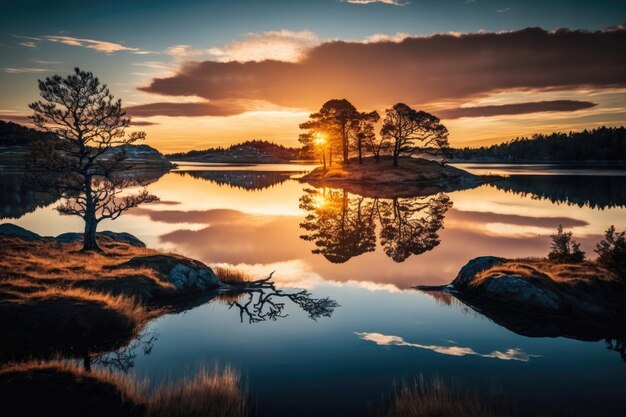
[0,0,625,152]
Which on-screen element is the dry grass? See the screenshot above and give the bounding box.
[146,365,249,417]
[384,376,518,417]
[0,236,162,284]
[213,266,252,285]
[0,361,249,417]
[472,259,618,288]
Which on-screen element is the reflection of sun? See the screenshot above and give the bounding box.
[312,194,327,209]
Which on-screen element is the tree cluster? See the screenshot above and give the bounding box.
[453,127,626,162]
[548,224,626,280]
[299,99,450,168]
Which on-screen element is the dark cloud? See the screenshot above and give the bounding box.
[126,100,246,117]
[438,100,597,119]
[130,120,159,126]
[140,26,626,112]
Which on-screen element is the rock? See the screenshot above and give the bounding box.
[55,231,145,247]
[0,223,43,241]
[451,256,506,290]
[480,274,561,312]
[101,144,173,169]
[117,255,221,291]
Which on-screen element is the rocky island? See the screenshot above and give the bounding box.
[417,256,626,340]
[300,156,491,197]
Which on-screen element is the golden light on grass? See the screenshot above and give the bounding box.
[0,361,249,417]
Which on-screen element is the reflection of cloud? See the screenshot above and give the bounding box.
[450,209,588,229]
[356,332,539,362]
[438,100,597,119]
[4,67,49,74]
[141,26,626,112]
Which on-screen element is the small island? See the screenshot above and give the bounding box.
[417,226,626,341]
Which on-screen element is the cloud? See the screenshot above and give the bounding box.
[42,35,150,54]
[125,100,247,117]
[4,67,49,74]
[141,26,626,112]
[449,209,588,229]
[355,332,540,361]
[0,114,33,124]
[129,120,159,126]
[19,41,38,48]
[344,0,409,5]
[166,30,319,63]
[438,100,597,119]
[496,7,511,13]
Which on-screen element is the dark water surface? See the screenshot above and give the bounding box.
[4,163,626,416]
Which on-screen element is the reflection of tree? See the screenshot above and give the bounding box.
[176,170,295,191]
[299,187,451,263]
[89,330,158,373]
[378,194,451,262]
[300,188,376,263]
[227,274,339,324]
[606,338,626,363]
[493,175,626,209]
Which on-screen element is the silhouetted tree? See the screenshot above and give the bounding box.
[300,99,360,165]
[595,225,626,279]
[227,273,339,323]
[380,103,449,167]
[363,126,392,162]
[451,126,626,162]
[299,188,376,263]
[548,225,585,263]
[378,194,452,262]
[28,68,158,251]
[350,110,380,164]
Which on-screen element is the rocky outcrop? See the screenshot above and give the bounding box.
[417,257,626,340]
[55,231,146,247]
[0,223,42,241]
[101,144,173,169]
[115,254,220,292]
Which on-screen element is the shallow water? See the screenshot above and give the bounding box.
[4,163,626,416]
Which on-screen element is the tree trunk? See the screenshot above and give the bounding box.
[82,175,101,252]
[82,213,101,252]
[357,139,363,164]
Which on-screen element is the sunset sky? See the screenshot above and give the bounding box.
[1,0,625,152]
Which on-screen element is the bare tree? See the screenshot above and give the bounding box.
[29,68,158,252]
[380,103,449,167]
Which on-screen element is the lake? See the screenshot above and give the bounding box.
[3,163,626,416]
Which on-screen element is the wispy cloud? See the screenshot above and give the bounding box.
[41,35,151,54]
[497,7,511,13]
[344,0,409,5]
[4,67,49,74]
[356,332,540,362]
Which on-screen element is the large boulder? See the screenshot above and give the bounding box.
[451,256,506,290]
[116,255,221,292]
[55,231,145,247]
[0,223,43,241]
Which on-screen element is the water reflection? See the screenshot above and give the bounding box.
[0,173,58,219]
[299,187,452,263]
[226,274,339,323]
[355,332,540,362]
[492,175,626,209]
[176,170,296,191]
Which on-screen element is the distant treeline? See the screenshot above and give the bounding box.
[452,126,626,162]
[0,120,55,146]
[166,139,303,160]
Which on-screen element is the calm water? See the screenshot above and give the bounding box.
[3,163,626,416]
